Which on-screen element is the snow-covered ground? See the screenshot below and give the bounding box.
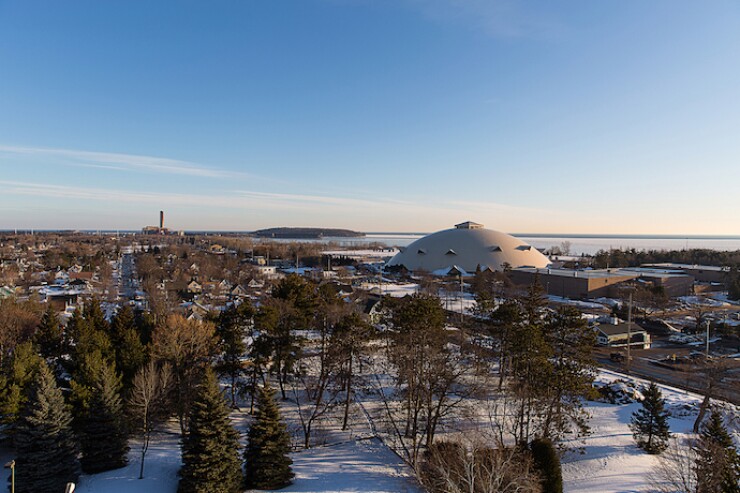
[256,439,421,493]
[548,295,610,311]
[1,366,736,493]
[75,431,182,493]
[0,428,182,493]
[678,295,729,308]
[563,370,738,493]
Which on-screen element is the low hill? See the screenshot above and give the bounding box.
[252,227,365,239]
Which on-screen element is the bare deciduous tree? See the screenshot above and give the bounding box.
[648,437,698,493]
[128,361,173,479]
[151,315,216,433]
[420,437,542,493]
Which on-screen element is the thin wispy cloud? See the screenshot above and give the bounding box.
[0,145,246,179]
[401,0,564,39]
[0,180,528,221]
[0,180,409,213]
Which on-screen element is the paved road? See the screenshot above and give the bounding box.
[594,346,740,405]
[117,252,140,301]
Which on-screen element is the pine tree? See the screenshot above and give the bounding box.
[14,363,80,493]
[542,306,596,441]
[33,304,64,362]
[695,410,740,493]
[630,382,671,454]
[178,369,243,493]
[78,360,129,473]
[244,385,294,490]
[215,302,253,407]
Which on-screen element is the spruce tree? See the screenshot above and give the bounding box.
[178,369,242,493]
[78,361,129,473]
[695,410,740,493]
[244,385,294,490]
[530,437,563,493]
[630,382,671,454]
[0,342,43,431]
[84,298,110,333]
[14,363,80,493]
[110,305,147,386]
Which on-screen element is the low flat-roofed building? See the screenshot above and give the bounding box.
[509,268,639,299]
[643,263,729,284]
[618,267,694,297]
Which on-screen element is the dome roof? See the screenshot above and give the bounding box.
[386,221,550,274]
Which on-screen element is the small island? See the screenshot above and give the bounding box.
[251,227,365,239]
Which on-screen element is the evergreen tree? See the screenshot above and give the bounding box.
[244,385,294,490]
[0,342,43,431]
[695,410,740,493]
[256,300,302,400]
[110,305,147,386]
[66,305,114,378]
[215,302,254,407]
[69,348,109,421]
[84,298,110,333]
[14,363,80,493]
[509,281,552,446]
[78,360,129,473]
[33,305,64,362]
[64,307,91,355]
[271,274,318,328]
[630,382,671,454]
[530,437,563,493]
[542,306,596,441]
[178,369,242,493]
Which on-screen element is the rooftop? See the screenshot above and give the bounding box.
[619,267,694,278]
[513,267,639,280]
[454,221,484,230]
[643,263,730,273]
[596,323,648,336]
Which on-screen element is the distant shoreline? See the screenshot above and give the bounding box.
[2,230,739,240]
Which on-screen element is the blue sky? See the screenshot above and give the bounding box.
[1,1,739,234]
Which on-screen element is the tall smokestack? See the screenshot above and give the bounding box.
[160,210,164,230]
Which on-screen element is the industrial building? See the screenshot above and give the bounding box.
[642,263,729,284]
[619,267,695,297]
[509,268,639,299]
[142,210,170,235]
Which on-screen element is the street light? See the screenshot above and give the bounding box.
[4,460,14,493]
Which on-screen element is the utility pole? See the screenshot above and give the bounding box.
[627,292,633,374]
[706,320,710,358]
[459,274,464,324]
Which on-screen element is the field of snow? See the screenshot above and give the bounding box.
[1,366,736,493]
[260,439,421,493]
[563,370,738,493]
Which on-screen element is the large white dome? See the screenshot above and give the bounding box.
[386,221,550,274]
